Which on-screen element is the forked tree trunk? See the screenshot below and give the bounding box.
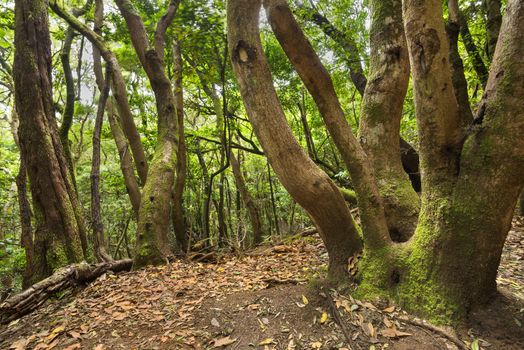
[14,0,86,283]
[114,0,181,268]
[358,0,524,322]
[228,0,362,279]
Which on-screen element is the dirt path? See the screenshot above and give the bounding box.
[1,219,523,350]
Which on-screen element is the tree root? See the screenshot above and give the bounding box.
[398,317,468,350]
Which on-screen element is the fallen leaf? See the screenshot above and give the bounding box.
[63,344,81,350]
[471,339,480,350]
[213,336,237,348]
[367,322,376,338]
[310,341,322,349]
[258,338,274,345]
[302,295,309,305]
[319,312,328,324]
[47,326,65,342]
[9,338,28,350]
[382,306,395,313]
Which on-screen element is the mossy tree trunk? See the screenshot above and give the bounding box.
[114,0,181,268]
[14,0,86,283]
[228,0,524,322]
[359,0,524,322]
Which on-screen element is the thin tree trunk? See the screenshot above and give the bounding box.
[459,11,489,87]
[171,39,188,252]
[230,151,263,245]
[447,0,474,127]
[267,162,280,237]
[50,0,149,184]
[90,64,112,262]
[91,0,141,218]
[59,27,77,186]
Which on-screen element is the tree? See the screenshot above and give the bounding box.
[14,0,87,282]
[227,0,524,322]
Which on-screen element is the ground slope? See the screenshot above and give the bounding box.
[1,218,523,350]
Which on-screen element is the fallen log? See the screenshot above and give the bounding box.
[0,259,132,325]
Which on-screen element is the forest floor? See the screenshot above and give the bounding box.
[1,217,523,350]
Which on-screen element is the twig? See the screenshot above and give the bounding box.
[326,294,354,350]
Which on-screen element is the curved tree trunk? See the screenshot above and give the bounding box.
[265,0,391,247]
[90,64,112,262]
[228,0,362,279]
[50,0,149,184]
[91,0,141,218]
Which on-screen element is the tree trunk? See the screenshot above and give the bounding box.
[90,64,112,262]
[357,0,419,241]
[358,0,524,322]
[484,0,502,61]
[447,0,474,127]
[14,0,86,283]
[113,0,182,268]
[228,0,362,280]
[59,27,77,187]
[171,40,188,252]
[49,0,149,184]
[16,152,34,289]
[265,0,391,247]
[91,0,141,218]
[230,151,263,245]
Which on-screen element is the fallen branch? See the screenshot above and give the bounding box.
[0,259,132,324]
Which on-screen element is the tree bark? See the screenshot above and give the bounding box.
[357,0,419,241]
[14,0,86,283]
[358,0,524,322]
[171,39,188,252]
[228,0,362,279]
[484,0,502,61]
